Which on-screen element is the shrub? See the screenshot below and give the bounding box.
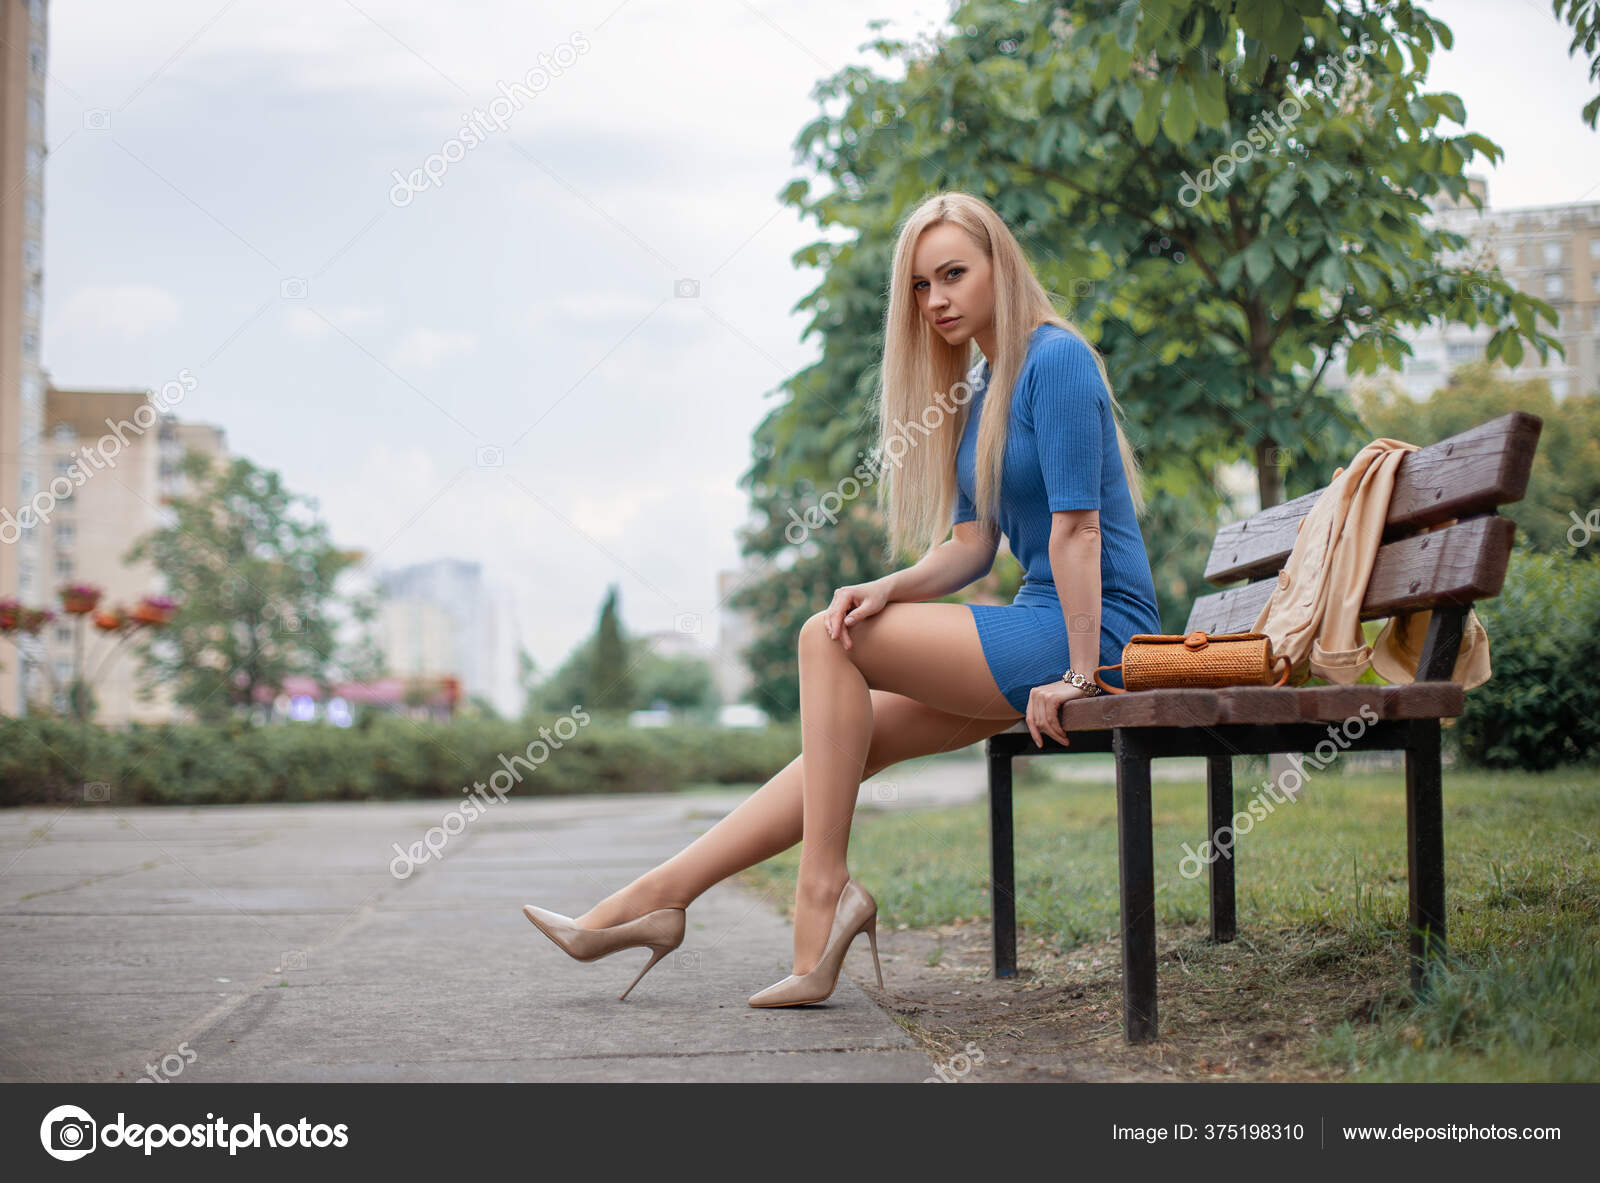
[0,715,803,807]
[1457,546,1600,770]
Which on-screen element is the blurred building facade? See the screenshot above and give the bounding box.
[27,382,226,723]
[376,557,520,717]
[0,0,50,717]
[1324,176,1600,401]
[714,563,758,706]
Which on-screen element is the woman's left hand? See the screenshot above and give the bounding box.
[1025,680,1096,748]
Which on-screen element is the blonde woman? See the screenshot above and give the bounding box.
[523,191,1162,1008]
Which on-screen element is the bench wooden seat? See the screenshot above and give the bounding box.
[979,410,1543,1043]
[1027,682,1467,729]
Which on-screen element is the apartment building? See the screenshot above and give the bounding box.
[1327,176,1600,400]
[31,381,226,723]
[0,0,49,715]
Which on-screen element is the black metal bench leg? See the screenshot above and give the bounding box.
[1206,753,1236,943]
[987,744,1016,978]
[1405,717,1447,995]
[1114,730,1157,1043]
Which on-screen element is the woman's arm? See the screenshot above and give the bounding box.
[883,519,999,603]
[1048,510,1102,679]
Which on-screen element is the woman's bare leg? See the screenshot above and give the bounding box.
[789,602,1020,973]
[575,604,1021,976]
[574,687,1018,929]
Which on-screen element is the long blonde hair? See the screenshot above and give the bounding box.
[871,191,1146,562]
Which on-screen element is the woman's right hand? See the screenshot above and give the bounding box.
[824,578,894,651]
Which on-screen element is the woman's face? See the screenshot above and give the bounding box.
[911,222,994,349]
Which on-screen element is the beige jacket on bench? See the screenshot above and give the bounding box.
[1251,437,1492,689]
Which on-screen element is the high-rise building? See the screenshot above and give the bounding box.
[714,562,759,706]
[29,381,226,723]
[376,557,521,717]
[0,0,49,716]
[1326,177,1600,401]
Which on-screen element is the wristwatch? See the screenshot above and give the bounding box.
[1061,668,1102,696]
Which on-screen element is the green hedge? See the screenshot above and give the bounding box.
[0,714,802,807]
[1458,547,1600,770]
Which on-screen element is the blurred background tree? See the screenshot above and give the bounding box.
[530,583,719,717]
[123,450,382,724]
[1354,364,1600,556]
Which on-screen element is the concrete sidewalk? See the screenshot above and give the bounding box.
[0,777,953,1083]
[0,747,1217,1083]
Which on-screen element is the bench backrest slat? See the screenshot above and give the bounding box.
[1184,514,1518,634]
[1201,411,1543,586]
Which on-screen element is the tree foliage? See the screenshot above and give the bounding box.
[1553,0,1600,128]
[1353,363,1600,555]
[529,584,718,715]
[123,450,382,723]
[733,0,1562,715]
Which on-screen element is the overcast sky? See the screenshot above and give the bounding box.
[36,0,1600,679]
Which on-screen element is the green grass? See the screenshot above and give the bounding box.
[736,758,1600,1081]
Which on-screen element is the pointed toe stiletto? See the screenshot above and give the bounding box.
[522,902,686,1000]
[748,878,885,1008]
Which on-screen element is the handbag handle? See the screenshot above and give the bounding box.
[1092,663,1126,694]
[1093,654,1291,694]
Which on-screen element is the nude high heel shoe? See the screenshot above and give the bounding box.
[522,902,686,1001]
[748,878,885,1008]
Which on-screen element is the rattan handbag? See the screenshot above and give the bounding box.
[1092,629,1291,694]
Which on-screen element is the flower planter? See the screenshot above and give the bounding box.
[132,599,176,626]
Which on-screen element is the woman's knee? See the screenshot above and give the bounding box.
[798,608,838,657]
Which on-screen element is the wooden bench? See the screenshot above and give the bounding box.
[981,410,1544,1043]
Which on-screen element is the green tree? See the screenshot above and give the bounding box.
[123,450,381,723]
[783,0,1556,511]
[1353,363,1600,555]
[589,585,632,712]
[635,652,719,712]
[1552,0,1600,128]
[528,605,717,716]
[516,645,540,719]
[734,0,1560,674]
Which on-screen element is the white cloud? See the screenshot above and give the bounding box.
[284,304,385,341]
[568,481,674,541]
[390,327,478,369]
[60,284,180,342]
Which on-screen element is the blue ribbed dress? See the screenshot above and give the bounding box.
[953,323,1162,712]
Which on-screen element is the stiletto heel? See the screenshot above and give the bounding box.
[522,902,686,1001]
[865,914,884,990]
[620,942,677,1001]
[748,878,885,1007]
